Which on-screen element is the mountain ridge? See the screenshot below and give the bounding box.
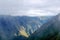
[28,14,60,40]
[0,15,52,40]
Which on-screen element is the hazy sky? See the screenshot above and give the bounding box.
[0,0,60,16]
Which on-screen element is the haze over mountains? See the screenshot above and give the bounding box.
[0,15,52,40]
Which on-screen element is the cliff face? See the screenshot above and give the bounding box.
[28,14,60,40]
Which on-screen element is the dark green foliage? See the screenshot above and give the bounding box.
[12,36,27,40]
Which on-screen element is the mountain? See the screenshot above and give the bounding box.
[0,15,52,40]
[28,14,60,40]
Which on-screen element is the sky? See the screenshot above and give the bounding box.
[0,0,60,16]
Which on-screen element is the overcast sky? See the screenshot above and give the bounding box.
[0,0,60,16]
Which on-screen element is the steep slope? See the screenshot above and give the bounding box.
[28,14,60,40]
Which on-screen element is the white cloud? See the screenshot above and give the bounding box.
[11,9,57,16]
[0,0,60,16]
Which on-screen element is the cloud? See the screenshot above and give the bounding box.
[0,0,60,16]
[11,9,57,16]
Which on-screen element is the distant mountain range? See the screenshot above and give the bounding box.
[0,15,53,40]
